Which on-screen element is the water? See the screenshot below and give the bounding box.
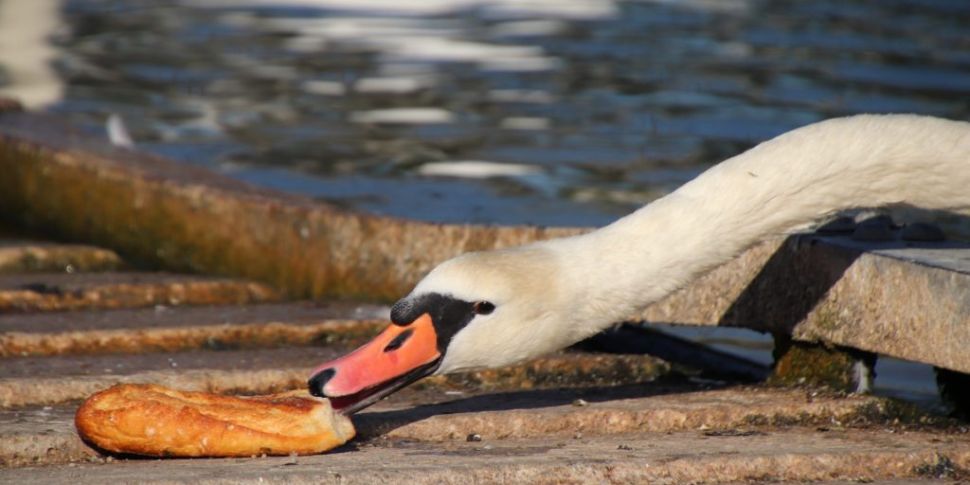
[26,0,970,225]
[3,0,968,409]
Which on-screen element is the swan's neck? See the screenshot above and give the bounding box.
[554,114,970,340]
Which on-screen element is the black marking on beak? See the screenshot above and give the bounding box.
[390,293,487,351]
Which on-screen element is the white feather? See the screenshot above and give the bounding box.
[411,114,970,374]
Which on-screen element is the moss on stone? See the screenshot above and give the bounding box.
[770,337,870,391]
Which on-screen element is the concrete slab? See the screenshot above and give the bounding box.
[0,272,280,313]
[354,386,906,442]
[0,355,669,467]
[638,234,970,374]
[0,346,337,408]
[3,426,967,484]
[0,240,123,274]
[0,384,945,471]
[0,302,388,357]
[0,405,95,467]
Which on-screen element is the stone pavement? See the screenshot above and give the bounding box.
[4,422,968,484]
[0,235,967,483]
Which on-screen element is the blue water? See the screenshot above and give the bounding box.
[43,0,970,226]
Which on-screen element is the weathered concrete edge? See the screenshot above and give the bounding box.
[109,448,970,485]
[0,318,387,357]
[5,444,968,484]
[638,235,970,373]
[0,432,96,469]
[0,389,906,469]
[0,368,310,408]
[361,389,888,442]
[0,112,584,302]
[0,277,281,313]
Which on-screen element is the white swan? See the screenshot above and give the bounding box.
[309,114,970,413]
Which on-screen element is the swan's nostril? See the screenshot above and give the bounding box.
[383,329,413,353]
[307,368,336,397]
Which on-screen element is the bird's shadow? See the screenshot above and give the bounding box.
[352,377,723,439]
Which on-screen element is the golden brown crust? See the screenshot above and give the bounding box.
[75,384,355,457]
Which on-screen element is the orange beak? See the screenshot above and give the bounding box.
[308,314,441,414]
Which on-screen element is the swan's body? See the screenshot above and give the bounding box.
[310,114,970,413]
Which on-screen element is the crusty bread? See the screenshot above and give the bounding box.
[75,384,355,457]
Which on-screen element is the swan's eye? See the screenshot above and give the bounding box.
[472,301,495,315]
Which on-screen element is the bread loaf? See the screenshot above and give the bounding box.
[75,384,355,457]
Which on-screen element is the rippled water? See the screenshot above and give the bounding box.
[38,0,970,225]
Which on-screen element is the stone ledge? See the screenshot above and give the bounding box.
[0,302,387,357]
[356,387,906,441]
[0,386,940,470]
[637,234,970,374]
[3,424,966,483]
[0,272,280,313]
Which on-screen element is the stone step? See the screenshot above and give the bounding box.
[0,240,123,274]
[0,405,90,468]
[0,385,918,469]
[0,272,281,313]
[354,386,912,442]
[1,388,962,482]
[0,302,388,357]
[0,353,670,467]
[0,346,345,408]
[0,345,666,407]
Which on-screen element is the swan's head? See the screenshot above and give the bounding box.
[308,245,583,414]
